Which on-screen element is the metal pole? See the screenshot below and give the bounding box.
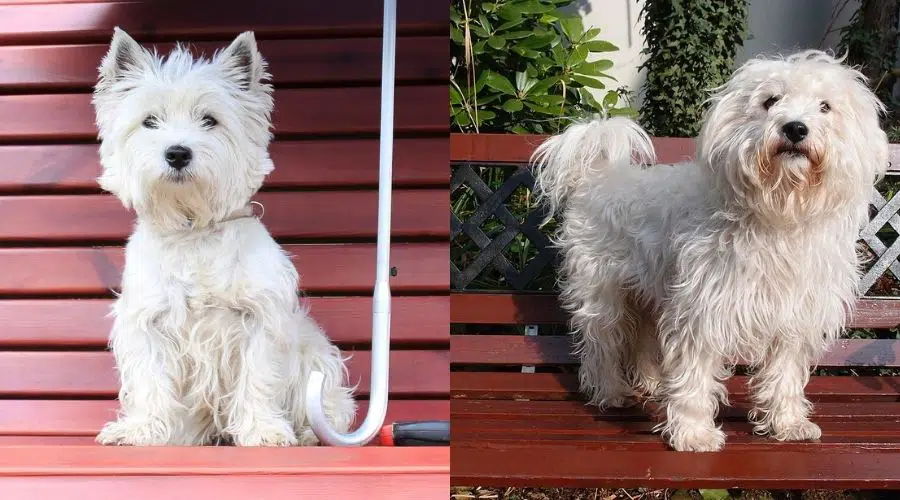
[305,0,395,446]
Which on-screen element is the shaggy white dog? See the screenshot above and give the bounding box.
[92,28,356,446]
[533,50,888,452]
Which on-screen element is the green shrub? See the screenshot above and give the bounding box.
[639,0,749,137]
[450,0,634,134]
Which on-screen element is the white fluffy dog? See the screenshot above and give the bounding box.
[92,28,356,446]
[533,50,888,452]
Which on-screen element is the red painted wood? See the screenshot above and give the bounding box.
[0,350,449,397]
[450,133,900,171]
[0,242,448,295]
[0,190,448,242]
[0,138,448,193]
[0,296,448,346]
[0,474,450,499]
[451,335,900,368]
[0,445,449,473]
[0,0,446,44]
[451,373,900,403]
[451,293,900,329]
[450,443,900,489]
[0,87,445,141]
[0,37,446,91]
[0,399,449,436]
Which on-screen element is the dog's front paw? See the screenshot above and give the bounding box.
[233,419,298,447]
[95,418,171,446]
[666,424,726,452]
[766,418,822,442]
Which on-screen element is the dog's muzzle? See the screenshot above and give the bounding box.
[165,145,193,171]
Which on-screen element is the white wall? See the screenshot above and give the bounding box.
[572,0,860,108]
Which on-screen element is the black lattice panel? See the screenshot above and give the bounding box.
[451,163,557,291]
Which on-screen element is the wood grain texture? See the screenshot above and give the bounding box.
[451,373,900,402]
[451,293,900,328]
[0,37,446,91]
[0,296,448,346]
[0,399,449,436]
[451,443,900,489]
[0,190,448,242]
[450,133,900,170]
[451,335,900,367]
[0,243,448,295]
[0,350,449,397]
[0,138,449,193]
[0,474,449,500]
[0,474,450,499]
[0,0,446,44]
[0,87,445,141]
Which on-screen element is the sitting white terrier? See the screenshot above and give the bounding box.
[533,51,888,451]
[92,28,356,446]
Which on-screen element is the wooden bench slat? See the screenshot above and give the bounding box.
[0,0,445,44]
[451,373,900,402]
[0,37,445,91]
[0,445,449,473]
[0,190,448,242]
[452,399,900,421]
[0,296,448,347]
[0,86,445,141]
[0,242,448,295]
[0,138,448,193]
[0,474,450,499]
[0,350,449,397]
[449,133,900,172]
[452,335,900,368]
[0,399,449,436]
[450,443,900,489]
[451,293,900,329]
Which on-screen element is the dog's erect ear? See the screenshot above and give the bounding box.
[216,31,269,91]
[97,27,153,85]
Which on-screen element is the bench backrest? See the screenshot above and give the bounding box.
[0,0,449,444]
[450,133,900,378]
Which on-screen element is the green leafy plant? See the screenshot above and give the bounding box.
[639,0,749,137]
[450,0,634,134]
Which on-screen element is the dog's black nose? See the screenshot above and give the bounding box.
[165,145,192,170]
[781,121,808,143]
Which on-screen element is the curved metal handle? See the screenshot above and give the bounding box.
[305,0,396,446]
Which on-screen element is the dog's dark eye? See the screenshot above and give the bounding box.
[820,101,831,113]
[201,115,218,128]
[142,116,158,129]
[763,95,781,110]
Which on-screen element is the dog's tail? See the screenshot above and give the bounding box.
[532,116,655,218]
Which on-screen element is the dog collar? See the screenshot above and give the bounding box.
[184,201,265,229]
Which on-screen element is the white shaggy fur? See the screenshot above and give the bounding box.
[532,50,888,452]
[92,28,356,446]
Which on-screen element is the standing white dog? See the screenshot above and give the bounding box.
[92,28,356,446]
[533,51,888,451]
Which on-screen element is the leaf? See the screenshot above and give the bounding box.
[584,40,619,52]
[698,489,732,500]
[573,59,614,76]
[503,30,532,40]
[517,33,556,50]
[469,25,490,38]
[502,99,524,112]
[487,35,507,49]
[567,45,589,66]
[602,91,619,109]
[559,16,584,41]
[527,76,559,96]
[582,27,602,41]
[450,26,465,44]
[571,74,605,89]
[497,18,527,31]
[483,70,517,96]
[517,1,556,14]
[578,87,601,110]
[515,71,528,92]
[450,85,463,105]
[607,106,638,118]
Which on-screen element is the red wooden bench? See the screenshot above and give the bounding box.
[450,133,900,489]
[0,1,448,496]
